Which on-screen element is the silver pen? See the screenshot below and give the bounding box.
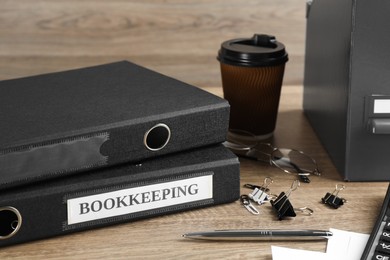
[182,229,333,241]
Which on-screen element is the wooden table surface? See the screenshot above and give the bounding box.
[0,0,306,88]
[0,85,388,259]
[1,1,388,258]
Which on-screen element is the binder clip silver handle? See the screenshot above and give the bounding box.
[240,195,260,215]
[294,207,314,216]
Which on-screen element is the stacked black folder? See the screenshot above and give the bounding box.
[0,61,240,246]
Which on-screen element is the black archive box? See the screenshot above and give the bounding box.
[304,0,390,181]
[0,61,230,189]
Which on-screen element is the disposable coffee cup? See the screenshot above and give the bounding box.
[218,34,288,140]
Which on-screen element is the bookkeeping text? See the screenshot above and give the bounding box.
[79,184,199,215]
[67,174,213,225]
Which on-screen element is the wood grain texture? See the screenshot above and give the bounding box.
[1,2,387,259]
[0,0,306,87]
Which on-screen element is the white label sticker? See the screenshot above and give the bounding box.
[67,174,213,225]
[374,99,390,113]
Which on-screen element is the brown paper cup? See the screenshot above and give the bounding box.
[218,34,288,140]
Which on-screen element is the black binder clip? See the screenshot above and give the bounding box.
[270,180,300,220]
[322,184,347,209]
[248,177,274,205]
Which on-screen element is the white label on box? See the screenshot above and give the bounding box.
[67,174,213,225]
[374,99,390,113]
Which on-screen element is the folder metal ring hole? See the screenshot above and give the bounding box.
[0,206,22,240]
[144,123,171,151]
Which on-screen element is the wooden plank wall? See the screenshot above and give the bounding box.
[0,0,306,87]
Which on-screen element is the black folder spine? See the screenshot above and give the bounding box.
[0,61,230,189]
[0,146,239,247]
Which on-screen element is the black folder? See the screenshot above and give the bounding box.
[0,61,229,189]
[0,145,239,247]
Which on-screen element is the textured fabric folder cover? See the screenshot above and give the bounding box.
[0,61,230,189]
[304,0,390,181]
[0,144,239,247]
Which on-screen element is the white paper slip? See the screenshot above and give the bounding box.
[326,228,369,260]
[271,228,369,260]
[272,246,328,260]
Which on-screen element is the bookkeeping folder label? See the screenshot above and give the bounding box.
[67,174,213,225]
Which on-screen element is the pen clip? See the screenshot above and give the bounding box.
[240,195,260,215]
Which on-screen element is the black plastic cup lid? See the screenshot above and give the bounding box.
[218,34,288,67]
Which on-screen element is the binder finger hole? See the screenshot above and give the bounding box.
[0,206,22,239]
[144,123,171,151]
